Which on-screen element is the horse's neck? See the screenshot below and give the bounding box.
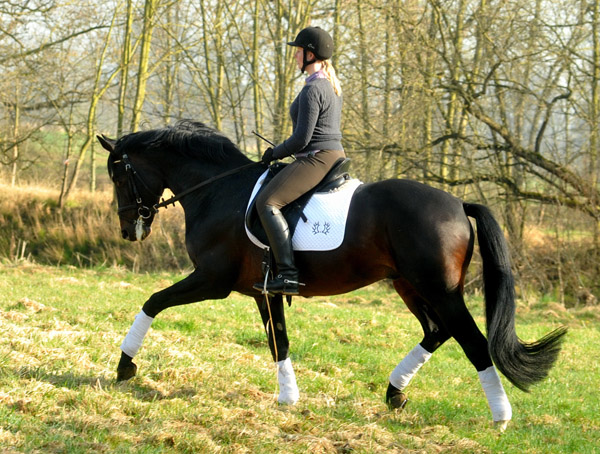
[164,155,251,195]
[163,155,256,213]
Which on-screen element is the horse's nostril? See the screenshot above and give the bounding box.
[121,229,129,240]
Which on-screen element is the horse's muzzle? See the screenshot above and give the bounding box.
[120,221,151,241]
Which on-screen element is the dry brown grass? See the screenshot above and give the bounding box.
[516,225,598,306]
[0,183,189,271]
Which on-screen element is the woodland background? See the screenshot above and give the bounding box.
[1,0,600,304]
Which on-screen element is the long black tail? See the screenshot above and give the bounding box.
[463,202,567,391]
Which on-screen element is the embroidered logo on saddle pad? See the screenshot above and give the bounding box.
[245,169,363,251]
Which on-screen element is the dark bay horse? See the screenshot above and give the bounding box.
[98,120,566,429]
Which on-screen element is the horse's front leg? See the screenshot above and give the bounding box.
[117,268,231,381]
[254,295,299,405]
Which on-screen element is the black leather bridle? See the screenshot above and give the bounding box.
[113,153,158,220]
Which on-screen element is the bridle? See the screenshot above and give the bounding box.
[114,153,157,220]
[113,153,260,218]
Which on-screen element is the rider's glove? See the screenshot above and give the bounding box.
[261,147,275,165]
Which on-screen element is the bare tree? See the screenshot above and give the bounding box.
[117,0,135,137]
[130,0,160,132]
[59,6,121,206]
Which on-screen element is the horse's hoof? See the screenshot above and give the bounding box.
[278,391,299,406]
[493,420,510,432]
[387,392,409,410]
[116,362,137,381]
[385,383,409,410]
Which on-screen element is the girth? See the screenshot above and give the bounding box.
[245,157,352,246]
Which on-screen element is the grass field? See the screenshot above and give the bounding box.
[1,262,598,453]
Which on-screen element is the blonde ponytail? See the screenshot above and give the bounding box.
[322,60,342,96]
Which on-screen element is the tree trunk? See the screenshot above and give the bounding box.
[130,0,158,132]
[252,0,263,157]
[440,0,466,190]
[356,0,371,180]
[118,0,134,137]
[10,87,19,187]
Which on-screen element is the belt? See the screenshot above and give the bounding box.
[294,150,321,158]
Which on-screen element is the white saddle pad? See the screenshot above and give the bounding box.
[245,169,363,251]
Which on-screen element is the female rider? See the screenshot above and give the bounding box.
[253,26,345,296]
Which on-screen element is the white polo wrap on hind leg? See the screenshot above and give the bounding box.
[389,343,432,390]
[478,365,512,422]
[121,310,154,358]
[277,357,299,405]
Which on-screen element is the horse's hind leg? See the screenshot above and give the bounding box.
[432,290,512,427]
[387,280,451,409]
[254,294,299,405]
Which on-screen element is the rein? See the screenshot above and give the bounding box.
[153,162,259,212]
[117,153,260,215]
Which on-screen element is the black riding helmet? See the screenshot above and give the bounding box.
[287,26,334,72]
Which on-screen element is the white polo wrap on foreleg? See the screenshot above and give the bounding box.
[120,310,154,358]
[389,343,432,390]
[478,365,512,422]
[277,357,299,405]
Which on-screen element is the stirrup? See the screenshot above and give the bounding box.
[254,274,304,296]
[253,268,275,295]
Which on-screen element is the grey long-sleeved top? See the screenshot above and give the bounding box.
[272,75,343,159]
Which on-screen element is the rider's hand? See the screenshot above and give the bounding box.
[261,147,275,165]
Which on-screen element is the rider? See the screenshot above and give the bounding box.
[253,26,345,296]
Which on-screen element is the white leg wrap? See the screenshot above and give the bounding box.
[389,343,432,390]
[478,366,512,422]
[120,310,154,358]
[277,358,299,405]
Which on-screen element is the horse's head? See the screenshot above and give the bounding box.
[97,134,163,242]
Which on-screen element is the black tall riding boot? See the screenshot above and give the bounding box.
[253,206,302,295]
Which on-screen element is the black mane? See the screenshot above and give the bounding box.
[116,120,246,163]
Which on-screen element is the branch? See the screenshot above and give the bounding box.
[0,25,108,65]
[534,89,572,154]
[463,97,597,204]
[2,92,88,112]
[422,166,599,220]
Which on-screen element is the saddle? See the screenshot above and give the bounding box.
[245,158,352,246]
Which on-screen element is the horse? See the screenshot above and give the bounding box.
[97,120,566,430]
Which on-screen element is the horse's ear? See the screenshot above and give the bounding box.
[97,134,117,154]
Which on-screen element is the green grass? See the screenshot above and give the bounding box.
[0,263,598,453]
